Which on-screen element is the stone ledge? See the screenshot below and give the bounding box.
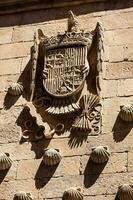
[0,0,109,15]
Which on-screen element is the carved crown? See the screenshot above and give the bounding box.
[43,31,92,49]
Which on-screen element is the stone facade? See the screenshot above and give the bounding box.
[0,0,133,199]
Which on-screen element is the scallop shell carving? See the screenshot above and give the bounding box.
[72,94,100,131]
[8,82,24,96]
[90,146,110,164]
[14,192,32,200]
[46,98,79,115]
[0,153,12,170]
[43,148,62,166]
[117,184,133,200]
[63,187,83,200]
[120,104,133,122]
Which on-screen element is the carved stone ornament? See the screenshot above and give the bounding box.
[119,104,133,122]
[31,11,92,109]
[29,11,104,136]
[72,94,102,135]
[43,148,62,166]
[13,192,32,200]
[44,123,65,139]
[8,82,23,96]
[63,187,84,200]
[90,146,110,164]
[21,106,45,141]
[117,184,133,200]
[0,153,12,170]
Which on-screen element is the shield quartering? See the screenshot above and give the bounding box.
[43,32,93,98]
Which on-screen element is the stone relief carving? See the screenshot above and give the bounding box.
[8,82,24,96]
[28,11,104,136]
[0,153,12,170]
[20,106,45,141]
[119,104,133,122]
[44,123,65,139]
[63,187,84,200]
[43,148,62,166]
[90,146,110,164]
[116,184,133,200]
[72,94,101,134]
[13,192,32,200]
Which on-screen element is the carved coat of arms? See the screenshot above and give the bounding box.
[43,32,92,98]
[30,11,104,135]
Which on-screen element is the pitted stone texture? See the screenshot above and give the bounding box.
[0,124,21,144]
[39,138,88,157]
[128,151,133,172]
[45,195,115,200]
[102,96,133,131]
[104,62,133,79]
[0,179,38,199]
[0,58,22,76]
[0,143,35,161]
[1,161,18,182]
[0,42,32,60]
[0,74,19,92]
[39,175,83,198]
[83,172,133,196]
[80,152,127,175]
[86,132,133,154]
[12,26,35,43]
[108,45,124,62]
[118,79,133,96]
[101,79,118,98]
[105,28,133,46]
[17,156,80,180]
[0,28,13,44]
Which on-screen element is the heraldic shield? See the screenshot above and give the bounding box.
[30,11,103,135]
[43,37,91,98]
[41,31,93,115]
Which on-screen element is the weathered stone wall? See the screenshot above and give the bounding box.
[0,1,133,199]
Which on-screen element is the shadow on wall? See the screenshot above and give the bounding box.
[83,157,107,188]
[35,161,59,189]
[112,113,133,142]
[0,0,133,27]
[3,48,32,110]
[68,129,88,148]
[0,168,10,185]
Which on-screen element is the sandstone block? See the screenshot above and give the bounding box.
[101,13,129,30]
[0,28,13,44]
[12,26,35,43]
[40,138,88,157]
[80,152,127,175]
[117,79,133,96]
[0,74,19,92]
[0,142,35,161]
[17,156,80,180]
[1,161,18,182]
[21,56,31,72]
[124,44,133,61]
[0,58,22,76]
[100,79,118,98]
[0,179,38,199]
[108,46,124,62]
[102,96,133,132]
[0,42,33,60]
[0,124,21,144]
[39,175,83,198]
[86,131,133,154]
[83,172,133,196]
[128,151,133,172]
[104,62,133,79]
